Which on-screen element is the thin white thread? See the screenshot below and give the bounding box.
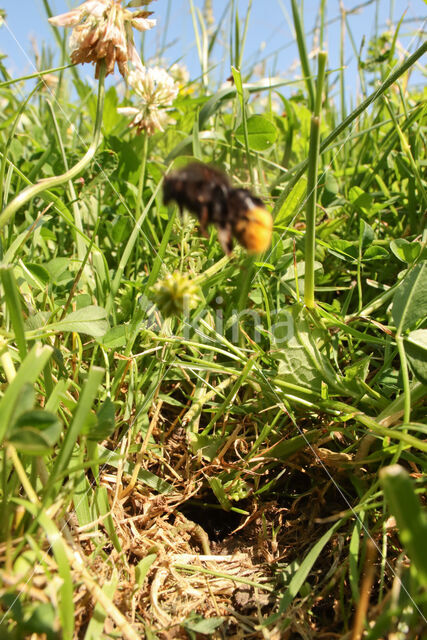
[233,18,427,620]
[185,319,427,621]
[1,6,425,630]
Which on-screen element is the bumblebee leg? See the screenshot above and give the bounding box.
[217,227,233,255]
[198,205,210,238]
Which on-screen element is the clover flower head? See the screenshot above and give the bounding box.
[169,62,193,96]
[151,272,200,318]
[118,66,179,135]
[170,63,190,86]
[0,9,6,27]
[48,0,156,78]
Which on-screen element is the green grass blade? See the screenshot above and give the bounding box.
[94,485,122,552]
[380,464,427,585]
[43,366,105,503]
[0,344,53,442]
[0,266,27,360]
[266,519,346,623]
[14,498,75,640]
[83,568,119,640]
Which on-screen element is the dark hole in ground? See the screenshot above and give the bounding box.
[267,469,312,503]
[177,499,243,542]
[269,467,358,517]
[311,594,339,628]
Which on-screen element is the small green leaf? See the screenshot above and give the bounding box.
[110,216,130,244]
[274,176,307,226]
[281,260,323,283]
[25,311,51,331]
[189,432,223,461]
[359,220,375,250]
[344,355,371,383]
[321,170,339,206]
[363,245,389,261]
[349,186,373,215]
[8,410,62,455]
[48,306,109,338]
[404,329,427,384]
[0,344,53,442]
[8,383,35,429]
[135,554,157,587]
[390,238,421,264]
[275,308,345,394]
[43,257,73,284]
[86,396,116,441]
[208,477,232,510]
[22,603,56,635]
[183,614,224,634]
[101,87,120,135]
[323,170,339,194]
[223,476,252,501]
[328,239,358,262]
[97,324,127,349]
[392,262,427,334]
[23,262,51,285]
[235,115,278,151]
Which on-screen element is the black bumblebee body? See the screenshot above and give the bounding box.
[163,162,273,255]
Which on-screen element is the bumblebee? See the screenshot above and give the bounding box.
[163,162,273,255]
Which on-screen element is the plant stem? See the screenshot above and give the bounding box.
[135,132,149,221]
[0,62,106,231]
[304,51,327,309]
[291,0,315,110]
[46,99,85,262]
[0,64,73,89]
[393,334,411,463]
[106,175,164,314]
[339,0,347,120]
[8,445,40,505]
[231,66,255,186]
[239,0,253,68]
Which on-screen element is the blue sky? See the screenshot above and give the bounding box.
[1,1,425,101]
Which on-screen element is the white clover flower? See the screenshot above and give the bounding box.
[0,9,6,27]
[118,66,179,135]
[170,63,190,86]
[49,0,156,78]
